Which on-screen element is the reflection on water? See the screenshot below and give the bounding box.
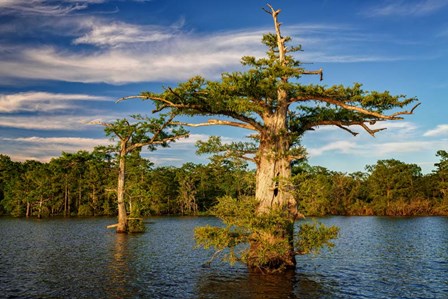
[196,269,332,299]
[0,216,447,298]
[106,233,135,298]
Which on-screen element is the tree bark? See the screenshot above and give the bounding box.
[38,197,43,219]
[251,108,298,270]
[64,179,68,217]
[116,142,128,233]
[26,201,30,218]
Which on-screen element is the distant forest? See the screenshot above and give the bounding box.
[1,148,447,218]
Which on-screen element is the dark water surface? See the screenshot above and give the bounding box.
[0,216,447,298]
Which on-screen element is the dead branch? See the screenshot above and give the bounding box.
[146,113,177,146]
[359,123,387,137]
[294,96,419,121]
[175,119,258,131]
[304,120,389,137]
[287,154,306,162]
[86,120,113,127]
[302,68,323,81]
[116,95,147,103]
[335,125,359,136]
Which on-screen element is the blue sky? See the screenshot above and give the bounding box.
[1,0,447,173]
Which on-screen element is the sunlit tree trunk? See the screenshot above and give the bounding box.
[252,107,297,269]
[26,201,30,218]
[64,179,69,217]
[116,143,128,233]
[38,197,43,219]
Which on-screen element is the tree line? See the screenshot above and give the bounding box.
[1,149,447,218]
[0,148,254,218]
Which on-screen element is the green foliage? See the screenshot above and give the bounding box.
[78,204,93,216]
[294,166,333,216]
[196,136,257,163]
[195,196,339,272]
[296,222,339,255]
[127,218,145,233]
[435,150,448,200]
[104,114,188,152]
[2,152,448,218]
[366,159,422,214]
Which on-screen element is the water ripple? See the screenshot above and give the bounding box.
[0,216,447,298]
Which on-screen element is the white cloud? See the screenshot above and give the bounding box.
[307,137,444,158]
[0,22,406,84]
[0,6,419,85]
[423,124,448,137]
[2,136,111,146]
[369,121,419,136]
[0,115,104,130]
[308,140,357,157]
[366,0,448,17]
[0,91,109,112]
[0,30,263,83]
[369,141,435,155]
[73,20,177,47]
[0,136,112,162]
[0,0,91,16]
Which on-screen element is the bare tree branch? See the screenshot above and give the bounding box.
[304,120,390,137]
[359,123,387,137]
[335,125,359,136]
[146,114,176,146]
[87,120,113,127]
[287,154,306,162]
[116,95,147,103]
[222,150,256,163]
[174,119,258,131]
[302,68,323,81]
[291,97,420,120]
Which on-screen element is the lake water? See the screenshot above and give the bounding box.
[0,216,447,298]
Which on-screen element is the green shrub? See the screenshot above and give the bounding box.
[195,196,339,272]
[78,204,93,216]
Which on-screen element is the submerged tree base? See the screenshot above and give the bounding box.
[108,218,146,233]
[194,196,339,273]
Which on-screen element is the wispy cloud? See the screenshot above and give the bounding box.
[1,136,111,146]
[365,0,448,17]
[0,136,111,162]
[309,139,445,158]
[0,20,412,84]
[308,140,357,157]
[423,124,448,136]
[0,91,109,112]
[0,0,94,16]
[370,141,436,155]
[0,115,106,130]
[0,30,263,83]
[0,134,207,164]
[73,20,180,47]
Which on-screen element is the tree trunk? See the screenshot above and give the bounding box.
[64,179,68,217]
[116,143,128,233]
[38,197,43,219]
[255,149,295,215]
[26,201,30,218]
[256,108,296,216]
[77,179,82,212]
[250,109,298,270]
